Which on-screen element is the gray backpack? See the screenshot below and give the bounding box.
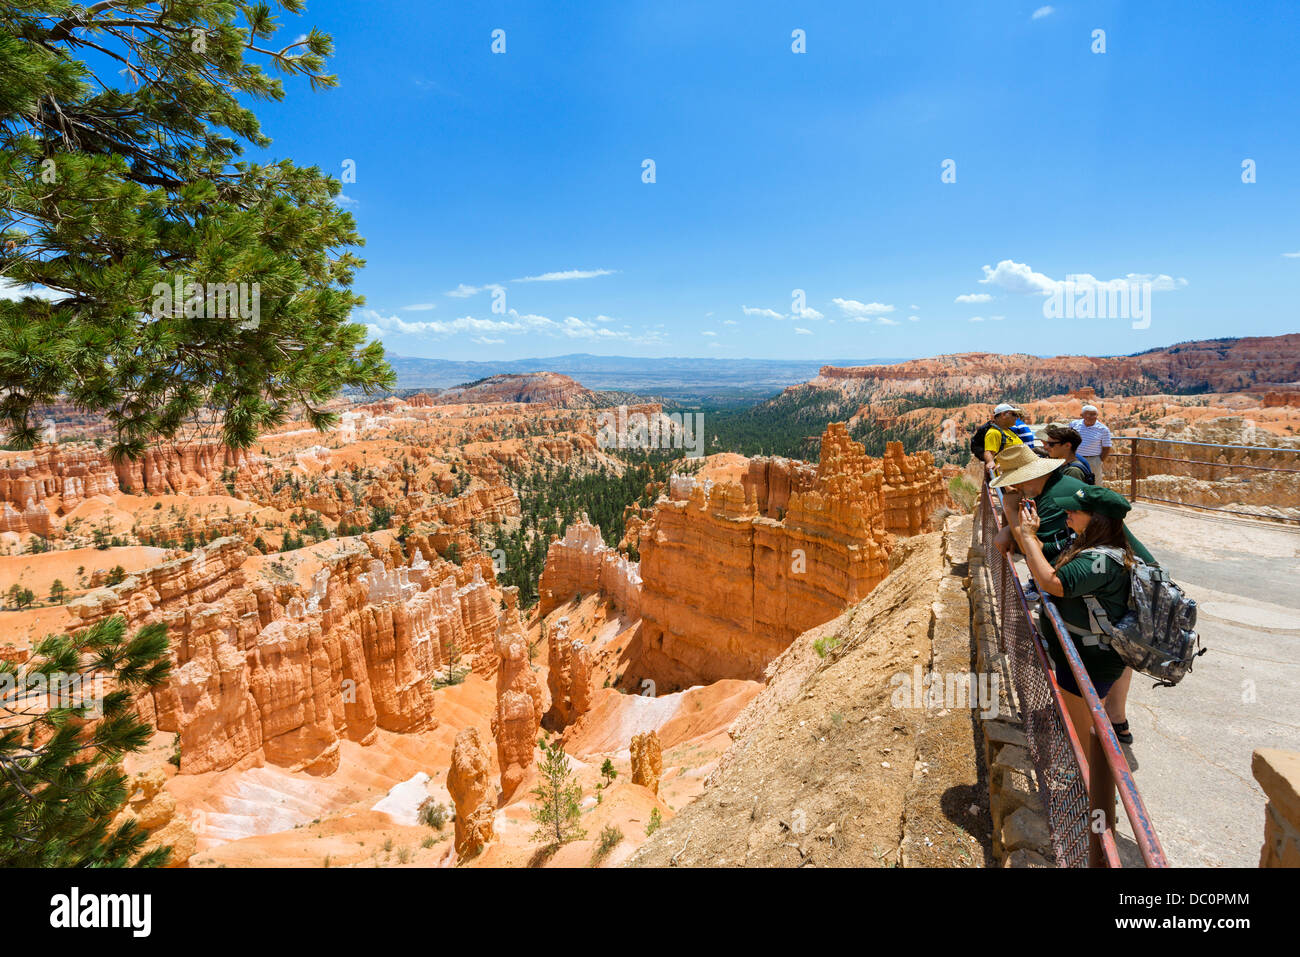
[1079,547,1205,687]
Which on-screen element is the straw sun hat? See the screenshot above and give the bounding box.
[988,444,1064,488]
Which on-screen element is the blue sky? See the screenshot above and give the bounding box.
[248,0,1300,361]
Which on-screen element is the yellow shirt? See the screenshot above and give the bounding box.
[983,425,1023,457]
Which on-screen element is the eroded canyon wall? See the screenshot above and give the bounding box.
[66,536,505,775]
[536,517,641,619]
[635,425,947,687]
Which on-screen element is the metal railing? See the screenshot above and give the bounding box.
[977,472,1167,867]
[1110,435,1300,524]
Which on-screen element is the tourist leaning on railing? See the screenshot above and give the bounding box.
[1008,485,1152,743]
[989,445,1086,567]
[989,445,1155,744]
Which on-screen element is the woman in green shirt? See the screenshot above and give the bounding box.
[1010,484,1138,742]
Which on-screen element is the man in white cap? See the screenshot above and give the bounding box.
[979,402,1024,472]
[1070,404,1112,481]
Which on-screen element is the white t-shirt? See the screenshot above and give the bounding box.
[1070,419,1112,457]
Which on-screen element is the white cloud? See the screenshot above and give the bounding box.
[969,316,985,322]
[401,303,436,312]
[361,306,664,345]
[743,305,785,319]
[832,297,896,320]
[512,268,616,283]
[701,330,717,337]
[722,319,738,326]
[907,315,920,322]
[979,260,1058,295]
[792,305,824,320]
[794,327,813,335]
[909,304,919,311]
[878,317,900,326]
[955,292,992,303]
[360,308,534,337]
[1283,251,1300,258]
[990,315,1005,321]
[978,260,1188,297]
[1032,6,1055,19]
[335,194,358,208]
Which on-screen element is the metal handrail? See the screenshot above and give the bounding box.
[1111,435,1300,453]
[1110,434,1300,524]
[981,472,1168,867]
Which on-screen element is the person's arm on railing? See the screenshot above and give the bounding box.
[1009,502,1063,596]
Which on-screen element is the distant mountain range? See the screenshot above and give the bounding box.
[377,353,908,403]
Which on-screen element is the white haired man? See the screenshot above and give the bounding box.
[1070,404,1112,482]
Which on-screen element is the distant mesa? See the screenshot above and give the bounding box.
[430,372,599,409]
[814,334,1300,396]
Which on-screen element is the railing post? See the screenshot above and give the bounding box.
[1129,437,1138,501]
[1088,727,1117,866]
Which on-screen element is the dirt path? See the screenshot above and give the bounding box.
[629,522,987,867]
[1110,503,1300,867]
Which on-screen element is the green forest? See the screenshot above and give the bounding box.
[482,453,681,607]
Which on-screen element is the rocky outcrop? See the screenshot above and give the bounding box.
[536,517,641,618]
[414,483,520,528]
[0,445,119,508]
[0,445,119,533]
[433,372,598,408]
[446,726,496,860]
[113,442,261,495]
[636,425,906,687]
[544,616,595,729]
[629,730,662,795]
[822,430,950,536]
[490,607,543,800]
[67,538,503,776]
[110,767,197,867]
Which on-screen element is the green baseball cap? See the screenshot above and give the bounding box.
[1050,484,1132,519]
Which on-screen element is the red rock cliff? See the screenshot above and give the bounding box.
[635,424,946,687]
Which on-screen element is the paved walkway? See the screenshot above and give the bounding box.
[1111,503,1300,867]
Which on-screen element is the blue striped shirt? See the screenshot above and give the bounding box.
[1070,419,1112,457]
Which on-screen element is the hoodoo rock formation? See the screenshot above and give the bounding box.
[635,424,946,687]
[0,446,119,526]
[446,726,496,860]
[630,730,663,795]
[490,607,544,800]
[65,537,505,775]
[113,442,261,495]
[536,518,641,618]
[544,616,595,729]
